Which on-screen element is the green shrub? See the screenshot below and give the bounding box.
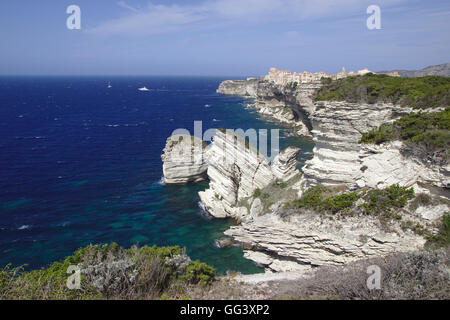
[315,74,450,110]
[361,184,414,216]
[323,192,360,213]
[359,125,393,144]
[127,245,182,261]
[359,108,450,154]
[0,243,215,300]
[253,188,262,198]
[426,212,450,249]
[287,186,359,214]
[180,261,216,286]
[289,185,329,211]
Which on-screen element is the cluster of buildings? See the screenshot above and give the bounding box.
[264,67,399,85]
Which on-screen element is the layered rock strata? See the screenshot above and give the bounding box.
[218,79,319,138]
[214,78,449,272]
[198,130,275,220]
[225,212,427,272]
[217,79,449,195]
[301,101,412,188]
[161,134,208,184]
[271,147,301,182]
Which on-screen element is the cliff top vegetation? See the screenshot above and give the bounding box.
[359,108,449,159]
[0,243,215,300]
[315,73,450,109]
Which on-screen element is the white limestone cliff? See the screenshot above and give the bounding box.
[161,79,448,274]
[224,211,428,272]
[218,80,449,195]
[218,79,319,138]
[161,134,208,184]
[198,130,274,220]
[214,78,449,272]
[271,146,301,182]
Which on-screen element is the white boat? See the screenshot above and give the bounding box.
[107,81,112,88]
[138,86,150,91]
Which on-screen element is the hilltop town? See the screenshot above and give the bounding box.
[262,67,400,85]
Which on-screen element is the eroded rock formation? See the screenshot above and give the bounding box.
[271,147,301,182]
[198,130,274,220]
[214,78,449,272]
[225,212,427,272]
[218,79,319,138]
[161,78,448,274]
[161,134,208,184]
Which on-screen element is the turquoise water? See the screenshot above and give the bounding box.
[0,76,314,274]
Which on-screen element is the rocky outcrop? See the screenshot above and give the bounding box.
[198,129,275,220]
[217,79,261,97]
[218,79,449,192]
[301,101,449,196]
[214,78,449,273]
[161,134,208,184]
[356,141,450,191]
[218,79,319,138]
[225,211,427,273]
[301,101,413,188]
[271,147,300,182]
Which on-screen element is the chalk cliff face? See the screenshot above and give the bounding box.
[302,101,449,194]
[213,78,449,272]
[356,141,450,192]
[161,79,448,273]
[217,79,449,195]
[161,135,208,184]
[224,211,427,272]
[302,101,411,188]
[218,79,319,137]
[198,130,275,220]
[271,147,301,182]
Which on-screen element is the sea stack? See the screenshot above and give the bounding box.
[161,134,208,184]
[198,129,274,220]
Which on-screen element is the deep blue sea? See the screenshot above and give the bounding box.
[0,76,314,274]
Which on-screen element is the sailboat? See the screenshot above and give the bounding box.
[138,86,150,92]
[107,81,112,88]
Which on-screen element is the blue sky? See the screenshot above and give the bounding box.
[0,0,449,76]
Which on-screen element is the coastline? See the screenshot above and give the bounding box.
[161,74,449,276]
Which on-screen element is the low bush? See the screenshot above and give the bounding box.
[361,184,414,216]
[286,186,359,214]
[0,243,216,300]
[323,192,361,214]
[359,109,450,155]
[426,212,450,249]
[180,261,216,286]
[293,249,450,300]
[315,73,450,110]
[253,188,262,198]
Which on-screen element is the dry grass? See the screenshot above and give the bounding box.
[268,249,449,300]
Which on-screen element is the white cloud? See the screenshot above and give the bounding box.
[88,3,207,36]
[117,1,139,13]
[87,0,408,36]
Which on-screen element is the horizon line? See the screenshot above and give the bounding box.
[0,74,251,78]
